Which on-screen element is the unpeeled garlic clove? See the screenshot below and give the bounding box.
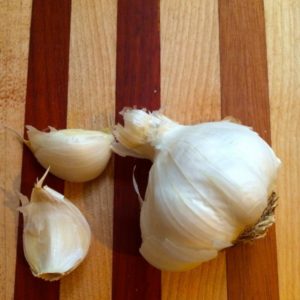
[25,126,114,182]
[18,169,91,281]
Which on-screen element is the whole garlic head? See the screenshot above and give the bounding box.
[113,109,281,271]
[18,169,91,281]
[25,126,114,182]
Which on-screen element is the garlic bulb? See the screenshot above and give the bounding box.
[113,109,281,271]
[25,126,114,182]
[18,169,91,281]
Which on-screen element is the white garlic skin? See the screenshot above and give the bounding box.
[113,109,281,271]
[19,172,91,281]
[26,126,114,182]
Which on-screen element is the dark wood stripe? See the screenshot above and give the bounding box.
[113,0,161,299]
[14,0,71,299]
[218,1,280,299]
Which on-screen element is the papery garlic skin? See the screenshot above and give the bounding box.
[26,126,114,182]
[19,170,91,280]
[113,109,281,271]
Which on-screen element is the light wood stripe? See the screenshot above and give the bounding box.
[60,0,117,299]
[0,1,32,299]
[219,1,279,299]
[265,1,300,299]
[160,1,226,299]
[161,0,221,124]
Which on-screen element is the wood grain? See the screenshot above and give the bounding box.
[14,0,71,299]
[265,1,300,299]
[0,1,32,299]
[161,0,221,124]
[2,0,299,298]
[162,257,226,300]
[219,1,279,299]
[160,1,226,299]
[60,0,117,299]
[113,0,161,299]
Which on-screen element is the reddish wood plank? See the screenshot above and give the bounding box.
[14,0,71,299]
[218,1,279,299]
[113,0,161,299]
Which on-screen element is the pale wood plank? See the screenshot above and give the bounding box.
[59,0,116,299]
[161,0,221,124]
[265,1,300,299]
[0,1,32,299]
[160,1,226,299]
[163,256,226,300]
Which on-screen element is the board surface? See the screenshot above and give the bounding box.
[0,0,299,299]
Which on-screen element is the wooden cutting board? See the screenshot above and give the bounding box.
[1,0,299,299]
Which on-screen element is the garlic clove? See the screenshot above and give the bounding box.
[112,108,178,161]
[25,126,114,182]
[19,169,91,281]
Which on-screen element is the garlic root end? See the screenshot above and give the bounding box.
[234,192,278,244]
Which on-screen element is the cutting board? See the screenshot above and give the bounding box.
[1,0,299,299]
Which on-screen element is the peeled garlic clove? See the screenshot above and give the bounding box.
[25,126,114,182]
[18,169,91,281]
